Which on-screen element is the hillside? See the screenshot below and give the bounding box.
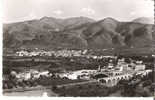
[82,17,155,49]
[3,16,155,51]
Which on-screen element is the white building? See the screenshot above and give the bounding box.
[135,61,145,71]
[59,70,97,80]
[135,64,145,71]
[16,50,29,56]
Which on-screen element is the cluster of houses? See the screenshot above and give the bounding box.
[7,57,150,82]
[95,58,152,80]
[7,70,51,81]
[59,70,97,80]
[15,49,118,62]
[15,49,88,57]
[3,54,153,89]
[15,49,106,60]
[7,69,97,82]
[103,58,146,72]
[58,58,149,80]
[54,58,151,81]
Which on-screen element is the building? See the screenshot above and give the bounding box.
[116,58,132,72]
[16,50,29,56]
[134,61,145,71]
[59,69,97,80]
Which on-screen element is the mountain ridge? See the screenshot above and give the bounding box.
[3,16,155,50]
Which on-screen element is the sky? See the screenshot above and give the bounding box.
[2,0,154,23]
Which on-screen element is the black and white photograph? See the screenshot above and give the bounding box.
[2,0,155,97]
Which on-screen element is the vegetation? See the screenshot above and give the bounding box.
[3,73,85,89]
[117,72,154,97]
[52,83,119,97]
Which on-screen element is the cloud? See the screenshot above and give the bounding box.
[53,10,63,15]
[81,7,95,15]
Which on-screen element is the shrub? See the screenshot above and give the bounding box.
[142,80,152,87]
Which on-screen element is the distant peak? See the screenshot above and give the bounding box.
[98,17,118,23]
[40,16,56,21]
[132,17,154,24]
[104,17,117,21]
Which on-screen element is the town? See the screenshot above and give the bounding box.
[3,49,154,97]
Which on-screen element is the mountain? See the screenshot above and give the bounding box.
[3,16,94,50]
[132,17,154,24]
[62,16,95,30]
[82,17,154,49]
[3,16,155,51]
[82,17,121,49]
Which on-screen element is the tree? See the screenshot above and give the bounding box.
[52,85,58,91]
[142,80,152,87]
[117,79,135,96]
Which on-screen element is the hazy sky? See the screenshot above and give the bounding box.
[2,0,154,23]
